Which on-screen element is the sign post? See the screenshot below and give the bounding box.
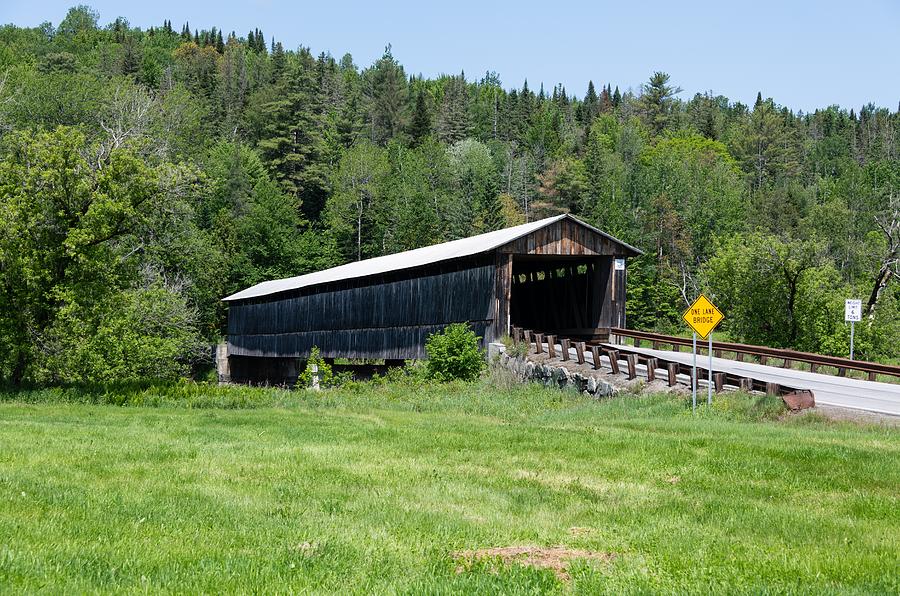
[845,299,861,360]
[708,334,713,406]
[682,294,725,412]
[691,332,697,413]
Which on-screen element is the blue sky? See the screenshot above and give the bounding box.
[1,0,897,112]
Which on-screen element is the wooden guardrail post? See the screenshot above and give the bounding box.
[739,378,753,391]
[667,363,678,386]
[626,354,637,379]
[766,382,780,396]
[809,363,818,373]
[523,330,532,350]
[511,326,521,343]
[590,346,602,370]
[759,355,768,365]
[606,349,620,374]
[560,339,571,361]
[534,333,544,354]
[645,357,657,382]
[575,342,586,365]
[546,335,556,358]
[868,371,877,382]
[782,358,793,369]
[714,372,725,392]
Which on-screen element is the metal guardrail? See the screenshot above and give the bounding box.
[609,327,900,382]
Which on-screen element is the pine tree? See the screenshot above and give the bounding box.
[437,73,470,144]
[599,84,612,112]
[639,71,681,135]
[364,46,408,144]
[271,42,286,80]
[216,30,225,53]
[181,22,191,41]
[579,80,598,125]
[255,49,330,220]
[612,86,621,107]
[408,87,431,146]
[247,30,255,50]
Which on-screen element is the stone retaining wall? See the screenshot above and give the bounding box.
[493,344,620,398]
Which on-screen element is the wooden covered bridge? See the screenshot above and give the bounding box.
[222,214,642,384]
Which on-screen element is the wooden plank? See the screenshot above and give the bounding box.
[606,349,620,374]
[560,338,571,361]
[546,335,556,358]
[714,372,725,392]
[667,363,678,386]
[575,341,586,365]
[626,354,637,380]
[590,346,602,370]
[646,357,657,382]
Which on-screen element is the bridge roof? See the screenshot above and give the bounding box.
[223,214,641,302]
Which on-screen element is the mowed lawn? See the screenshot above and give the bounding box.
[0,383,898,594]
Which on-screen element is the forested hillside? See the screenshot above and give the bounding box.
[1,5,898,384]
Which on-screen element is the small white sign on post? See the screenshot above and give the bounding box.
[845,299,862,360]
[614,258,626,271]
[844,299,862,322]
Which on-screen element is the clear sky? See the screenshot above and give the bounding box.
[1,0,897,112]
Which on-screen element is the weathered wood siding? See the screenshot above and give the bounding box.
[498,218,627,256]
[228,260,494,360]
[225,217,637,376]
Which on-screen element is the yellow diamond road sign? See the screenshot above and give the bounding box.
[682,294,724,339]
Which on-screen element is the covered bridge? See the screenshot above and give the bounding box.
[222,214,642,384]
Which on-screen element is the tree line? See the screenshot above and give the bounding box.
[0,5,898,385]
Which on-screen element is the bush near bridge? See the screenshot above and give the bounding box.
[425,322,486,382]
[0,379,896,593]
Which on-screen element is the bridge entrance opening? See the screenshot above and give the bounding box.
[508,255,620,342]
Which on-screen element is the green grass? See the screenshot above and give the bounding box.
[0,380,897,594]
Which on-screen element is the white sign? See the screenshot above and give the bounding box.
[845,299,862,322]
[614,258,626,271]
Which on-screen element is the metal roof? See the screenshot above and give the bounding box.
[223,214,642,302]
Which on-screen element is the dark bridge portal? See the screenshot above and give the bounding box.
[510,255,625,342]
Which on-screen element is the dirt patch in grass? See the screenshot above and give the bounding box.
[454,546,614,581]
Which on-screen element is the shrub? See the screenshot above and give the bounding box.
[500,334,528,359]
[296,347,336,389]
[425,323,485,382]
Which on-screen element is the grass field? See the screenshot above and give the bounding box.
[0,379,898,593]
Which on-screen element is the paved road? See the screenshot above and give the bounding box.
[607,344,900,417]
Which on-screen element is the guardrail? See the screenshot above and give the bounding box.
[609,327,900,382]
[509,326,797,394]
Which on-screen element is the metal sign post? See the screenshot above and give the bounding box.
[708,333,713,406]
[845,299,861,360]
[682,294,725,411]
[692,332,697,414]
